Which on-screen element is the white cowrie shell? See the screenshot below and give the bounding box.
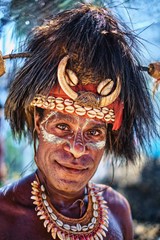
[96,112,104,119]
[56,103,64,111]
[48,96,55,102]
[63,224,71,230]
[93,203,98,210]
[75,107,86,116]
[51,213,57,221]
[70,226,77,232]
[81,225,88,231]
[56,220,63,227]
[91,217,97,224]
[47,206,53,213]
[40,185,45,192]
[109,110,114,115]
[93,210,98,217]
[43,200,49,207]
[76,223,82,231]
[104,114,111,121]
[97,79,114,96]
[87,110,96,118]
[88,223,94,229]
[65,105,74,113]
[102,107,109,114]
[64,99,73,105]
[55,97,64,104]
[49,102,55,109]
[42,193,47,199]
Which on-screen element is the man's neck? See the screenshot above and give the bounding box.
[36,170,88,218]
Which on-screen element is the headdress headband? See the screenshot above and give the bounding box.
[30,55,124,130]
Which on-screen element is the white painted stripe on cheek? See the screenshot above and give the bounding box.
[86,140,106,150]
[40,125,65,144]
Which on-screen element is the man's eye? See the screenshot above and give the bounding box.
[88,129,101,136]
[56,124,70,131]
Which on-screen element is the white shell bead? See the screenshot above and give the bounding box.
[70,226,77,232]
[65,106,74,113]
[91,217,97,224]
[63,224,71,230]
[55,97,64,103]
[43,200,49,207]
[92,195,97,203]
[49,103,55,109]
[104,115,111,121]
[76,223,82,231]
[109,110,114,116]
[56,220,63,227]
[87,110,96,118]
[102,107,109,114]
[105,114,111,119]
[75,107,86,116]
[56,103,64,111]
[88,223,94,229]
[93,210,98,218]
[96,112,104,119]
[111,117,115,122]
[64,99,73,106]
[42,193,47,199]
[40,185,45,192]
[81,225,88,231]
[48,96,55,102]
[51,213,57,221]
[47,206,53,213]
[93,203,98,210]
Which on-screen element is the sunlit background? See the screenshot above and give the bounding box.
[0,0,160,239]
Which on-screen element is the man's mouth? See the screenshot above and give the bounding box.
[55,161,88,174]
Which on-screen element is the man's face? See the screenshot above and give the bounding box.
[35,110,107,195]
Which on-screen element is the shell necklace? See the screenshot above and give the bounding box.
[31,178,109,240]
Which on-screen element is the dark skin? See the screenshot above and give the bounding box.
[0,110,133,240]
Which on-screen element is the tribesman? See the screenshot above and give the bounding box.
[0,4,158,240]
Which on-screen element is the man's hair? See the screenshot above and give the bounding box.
[5,4,158,163]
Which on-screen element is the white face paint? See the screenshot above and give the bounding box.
[40,125,66,145]
[86,140,106,150]
[40,124,106,150]
[39,110,107,151]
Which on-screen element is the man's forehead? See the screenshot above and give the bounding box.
[43,110,106,127]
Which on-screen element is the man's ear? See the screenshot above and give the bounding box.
[34,113,41,135]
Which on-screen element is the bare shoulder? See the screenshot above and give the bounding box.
[0,174,35,230]
[95,183,134,240]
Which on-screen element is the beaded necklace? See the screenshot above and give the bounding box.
[31,177,109,240]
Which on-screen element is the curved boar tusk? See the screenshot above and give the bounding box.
[99,77,121,107]
[57,55,78,100]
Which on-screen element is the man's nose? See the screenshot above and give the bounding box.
[64,131,87,158]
